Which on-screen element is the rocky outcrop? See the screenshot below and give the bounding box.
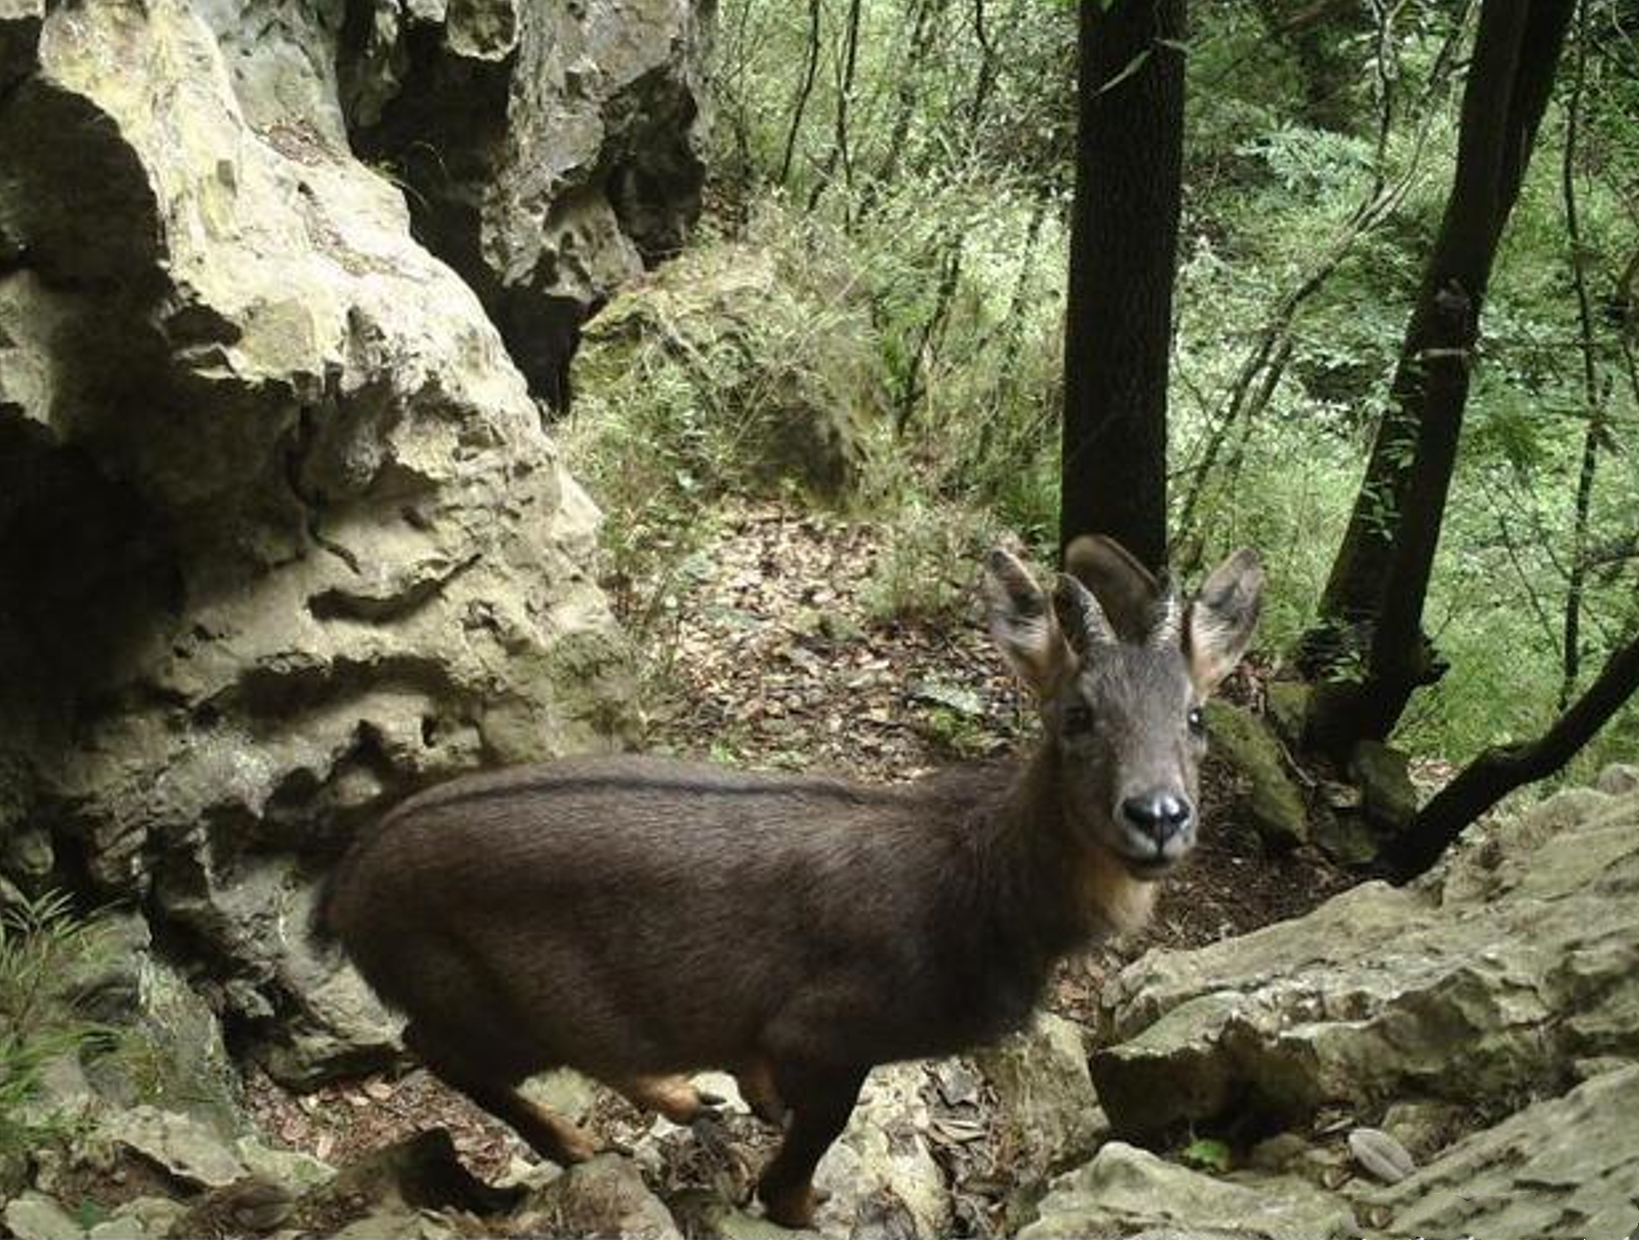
[0,0,636,1079]
[339,0,710,407]
[1020,1142,1352,1240]
[1016,773,1639,1239]
[1091,782,1639,1142]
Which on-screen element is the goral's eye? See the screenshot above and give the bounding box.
[1063,704,1093,736]
[1187,706,1206,737]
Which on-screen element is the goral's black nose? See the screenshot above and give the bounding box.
[1121,792,1194,846]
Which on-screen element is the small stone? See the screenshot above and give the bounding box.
[1594,763,1639,795]
[1312,810,1379,868]
[95,1196,189,1240]
[525,1155,680,1239]
[1264,680,1311,748]
[1247,1131,1310,1171]
[1348,1127,1416,1184]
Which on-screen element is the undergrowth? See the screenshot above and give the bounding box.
[564,0,1639,778]
[0,889,116,1161]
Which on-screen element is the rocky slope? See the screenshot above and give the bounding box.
[0,0,705,1081]
[7,769,1636,1237]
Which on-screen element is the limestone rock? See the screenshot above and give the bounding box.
[1596,762,1639,795]
[574,242,870,499]
[812,1063,952,1238]
[339,0,711,405]
[326,1129,523,1217]
[3,1192,86,1240]
[1018,1142,1352,1240]
[333,1208,464,1240]
[1091,786,1639,1141]
[1204,702,1308,849]
[0,0,634,1077]
[1347,740,1417,832]
[90,1196,190,1240]
[524,1155,681,1239]
[67,913,243,1133]
[975,1013,1105,1180]
[102,1105,247,1190]
[1362,1065,1639,1238]
[1263,681,1310,749]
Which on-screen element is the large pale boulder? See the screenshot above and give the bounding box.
[0,0,633,1079]
[339,0,710,406]
[1091,785,1639,1141]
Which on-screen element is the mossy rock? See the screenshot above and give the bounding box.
[1205,701,1308,849]
[1265,680,1311,748]
[575,243,875,501]
[1348,740,1418,833]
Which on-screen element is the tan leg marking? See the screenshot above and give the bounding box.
[614,1073,714,1124]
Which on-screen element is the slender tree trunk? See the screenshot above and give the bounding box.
[1389,629,1639,879]
[1060,0,1187,574]
[1302,0,1574,753]
[778,0,824,187]
[864,0,945,209]
[808,0,866,218]
[1559,0,1606,710]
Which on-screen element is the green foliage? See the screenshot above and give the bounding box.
[1179,1135,1233,1174]
[576,0,1639,774]
[859,500,1004,625]
[0,890,114,1157]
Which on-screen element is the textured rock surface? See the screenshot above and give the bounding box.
[974,1013,1105,1183]
[524,1155,681,1239]
[1091,784,1639,1142]
[574,240,871,498]
[1018,1142,1352,1240]
[812,1062,952,1237]
[1362,1064,1639,1238]
[0,0,635,1079]
[341,0,710,406]
[1347,739,1417,832]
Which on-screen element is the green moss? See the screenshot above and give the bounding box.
[1205,702,1309,850]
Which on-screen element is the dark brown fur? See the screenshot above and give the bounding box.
[323,542,1262,1228]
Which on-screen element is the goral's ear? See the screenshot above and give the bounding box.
[984,548,1071,698]
[1186,549,1264,695]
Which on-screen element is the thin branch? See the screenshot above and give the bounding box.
[1391,627,1639,879]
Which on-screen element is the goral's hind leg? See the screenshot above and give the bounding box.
[610,1073,725,1125]
[405,1022,597,1165]
[737,1059,789,1127]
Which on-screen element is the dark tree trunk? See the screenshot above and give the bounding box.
[1301,0,1574,753]
[1389,629,1639,879]
[1060,0,1186,575]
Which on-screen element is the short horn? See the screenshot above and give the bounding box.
[1148,578,1182,649]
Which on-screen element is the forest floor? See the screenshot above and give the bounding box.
[245,498,1356,1224]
